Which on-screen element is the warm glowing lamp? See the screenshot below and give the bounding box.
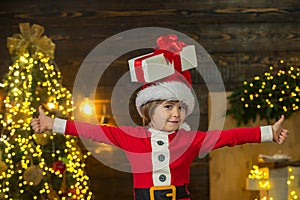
[80,98,94,116]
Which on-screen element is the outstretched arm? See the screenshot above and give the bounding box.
[272,115,288,144]
[30,106,54,133]
[30,106,140,148]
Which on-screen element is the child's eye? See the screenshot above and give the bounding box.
[164,104,173,109]
[178,105,187,111]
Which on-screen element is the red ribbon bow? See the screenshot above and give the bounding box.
[155,34,186,53]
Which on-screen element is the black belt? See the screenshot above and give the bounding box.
[134,185,190,200]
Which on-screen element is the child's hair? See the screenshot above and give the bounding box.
[140,100,187,126]
[140,100,164,126]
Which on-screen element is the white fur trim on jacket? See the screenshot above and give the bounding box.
[136,81,195,116]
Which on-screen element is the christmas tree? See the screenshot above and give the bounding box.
[0,23,93,199]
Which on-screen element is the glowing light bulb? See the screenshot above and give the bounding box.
[80,98,94,116]
[47,102,56,110]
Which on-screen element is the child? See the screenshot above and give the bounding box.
[31,36,288,200]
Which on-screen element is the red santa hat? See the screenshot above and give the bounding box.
[129,34,197,117]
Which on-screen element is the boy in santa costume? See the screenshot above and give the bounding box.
[31,35,288,200]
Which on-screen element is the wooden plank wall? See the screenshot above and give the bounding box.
[0,0,299,199]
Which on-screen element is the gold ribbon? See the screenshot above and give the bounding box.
[6,22,55,58]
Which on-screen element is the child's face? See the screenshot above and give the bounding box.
[149,100,187,132]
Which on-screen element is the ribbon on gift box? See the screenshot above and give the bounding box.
[133,34,188,82]
[155,34,186,54]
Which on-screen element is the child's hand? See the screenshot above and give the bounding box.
[30,106,54,133]
[272,115,289,144]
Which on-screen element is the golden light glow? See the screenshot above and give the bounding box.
[80,98,94,116]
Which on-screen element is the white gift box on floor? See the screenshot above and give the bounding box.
[128,45,197,83]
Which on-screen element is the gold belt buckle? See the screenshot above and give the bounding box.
[150,185,176,200]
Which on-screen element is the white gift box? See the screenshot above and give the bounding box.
[128,45,197,83]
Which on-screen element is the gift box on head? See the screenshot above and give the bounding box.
[128,34,197,83]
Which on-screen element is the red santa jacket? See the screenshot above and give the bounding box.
[53,119,272,189]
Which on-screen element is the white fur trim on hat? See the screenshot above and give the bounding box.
[136,81,195,116]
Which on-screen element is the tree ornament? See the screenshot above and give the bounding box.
[52,160,66,174]
[23,165,43,186]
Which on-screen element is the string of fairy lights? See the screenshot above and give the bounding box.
[0,51,93,199]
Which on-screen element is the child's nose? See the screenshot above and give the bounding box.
[172,107,180,117]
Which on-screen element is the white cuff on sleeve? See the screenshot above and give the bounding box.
[53,118,67,134]
[260,125,273,142]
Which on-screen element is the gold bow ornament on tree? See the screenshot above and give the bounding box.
[6,22,55,58]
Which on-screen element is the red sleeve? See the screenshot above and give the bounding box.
[196,126,261,155]
[64,120,147,150]
[65,120,118,145]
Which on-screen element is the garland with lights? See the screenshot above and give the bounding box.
[227,60,300,126]
[0,23,92,199]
